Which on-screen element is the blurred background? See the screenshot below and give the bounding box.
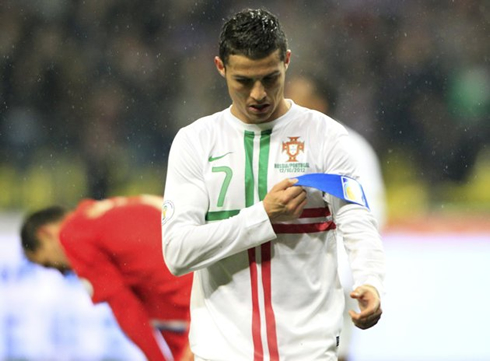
[1,0,489,360]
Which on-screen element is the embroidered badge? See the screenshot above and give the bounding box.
[161,200,175,225]
[275,136,309,173]
[282,136,304,162]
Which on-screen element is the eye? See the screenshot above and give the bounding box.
[236,78,252,86]
[263,75,279,85]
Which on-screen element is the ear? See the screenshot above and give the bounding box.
[37,223,60,245]
[214,56,226,78]
[284,50,292,71]
[36,225,50,243]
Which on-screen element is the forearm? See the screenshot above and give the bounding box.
[108,290,168,361]
[333,200,386,294]
[162,128,278,276]
[163,202,276,276]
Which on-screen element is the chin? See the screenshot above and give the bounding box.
[57,267,72,276]
[248,111,274,124]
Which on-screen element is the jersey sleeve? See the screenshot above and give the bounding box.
[329,198,385,295]
[107,287,169,361]
[322,122,386,295]
[162,128,277,276]
[345,128,387,229]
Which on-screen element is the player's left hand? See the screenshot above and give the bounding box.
[349,284,382,330]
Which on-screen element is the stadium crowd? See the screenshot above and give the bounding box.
[1,0,488,206]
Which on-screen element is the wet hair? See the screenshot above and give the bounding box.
[218,8,288,66]
[20,205,68,253]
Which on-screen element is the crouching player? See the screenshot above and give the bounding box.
[20,195,193,361]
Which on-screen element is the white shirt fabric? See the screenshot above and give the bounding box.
[162,101,385,361]
[335,126,387,359]
[335,125,387,290]
[344,126,386,228]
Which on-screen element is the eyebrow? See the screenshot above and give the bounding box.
[233,70,281,81]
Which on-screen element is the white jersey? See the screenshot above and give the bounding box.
[162,101,385,361]
[344,126,386,229]
[336,125,387,290]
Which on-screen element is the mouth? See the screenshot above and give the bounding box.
[249,103,271,114]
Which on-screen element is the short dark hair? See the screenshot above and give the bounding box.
[218,8,288,65]
[20,206,68,252]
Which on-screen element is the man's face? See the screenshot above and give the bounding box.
[215,49,291,124]
[26,226,71,275]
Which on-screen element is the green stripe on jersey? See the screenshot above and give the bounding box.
[206,210,240,221]
[244,131,255,207]
[205,130,272,221]
[258,130,272,200]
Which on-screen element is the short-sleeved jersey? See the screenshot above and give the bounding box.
[60,195,192,322]
[162,102,385,360]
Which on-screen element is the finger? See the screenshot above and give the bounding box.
[356,314,381,329]
[352,285,380,299]
[290,195,308,218]
[350,309,382,331]
[285,188,307,207]
[274,185,305,207]
[348,309,359,320]
[272,178,299,191]
[349,292,380,318]
[350,287,369,300]
[356,301,380,319]
[349,308,376,320]
[357,305,382,320]
[350,287,379,309]
[349,309,382,329]
[284,185,306,199]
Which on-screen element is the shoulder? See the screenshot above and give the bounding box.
[59,198,106,245]
[289,102,348,137]
[172,108,230,153]
[343,126,378,159]
[178,108,228,136]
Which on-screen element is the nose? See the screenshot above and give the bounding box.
[250,80,266,102]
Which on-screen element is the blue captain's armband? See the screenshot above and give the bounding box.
[293,173,370,209]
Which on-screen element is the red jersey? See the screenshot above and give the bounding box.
[60,195,192,361]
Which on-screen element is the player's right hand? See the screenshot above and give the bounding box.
[263,178,307,222]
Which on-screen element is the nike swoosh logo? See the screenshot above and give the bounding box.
[208,152,233,162]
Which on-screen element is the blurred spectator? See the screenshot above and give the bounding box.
[81,81,125,199]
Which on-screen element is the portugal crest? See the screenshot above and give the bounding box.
[282,136,304,162]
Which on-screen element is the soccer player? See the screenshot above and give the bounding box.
[20,195,193,361]
[162,8,385,361]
